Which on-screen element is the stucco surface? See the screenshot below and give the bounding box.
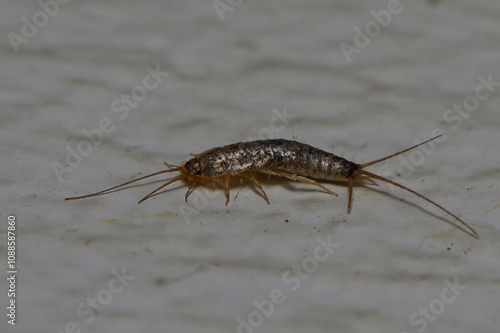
[1,1,499,333]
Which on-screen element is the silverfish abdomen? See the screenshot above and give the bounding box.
[198,139,358,181]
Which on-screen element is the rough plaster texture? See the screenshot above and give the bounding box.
[1,1,499,332]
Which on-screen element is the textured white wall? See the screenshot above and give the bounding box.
[1,1,499,332]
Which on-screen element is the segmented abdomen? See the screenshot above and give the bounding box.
[198,139,358,181]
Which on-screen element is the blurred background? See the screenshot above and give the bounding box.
[1,1,499,332]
